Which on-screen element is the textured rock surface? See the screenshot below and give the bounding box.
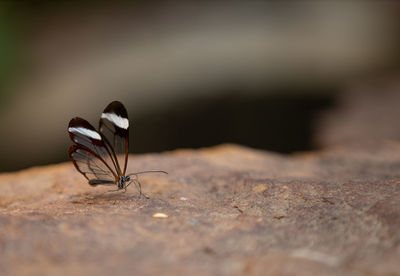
[0,143,400,275]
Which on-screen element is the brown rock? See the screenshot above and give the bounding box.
[0,143,400,275]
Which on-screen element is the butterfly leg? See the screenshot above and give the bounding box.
[131,175,149,199]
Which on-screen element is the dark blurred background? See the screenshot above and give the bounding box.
[1,1,400,172]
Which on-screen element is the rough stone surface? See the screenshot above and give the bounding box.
[0,143,400,276]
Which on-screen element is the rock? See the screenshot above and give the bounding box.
[0,143,399,275]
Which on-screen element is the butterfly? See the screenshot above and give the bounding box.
[68,101,166,195]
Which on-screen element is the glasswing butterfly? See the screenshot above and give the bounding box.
[68,101,166,195]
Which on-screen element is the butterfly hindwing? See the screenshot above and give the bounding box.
[99,101,129,176]
[68,145,118,185]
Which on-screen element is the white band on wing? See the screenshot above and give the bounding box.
[101,113,129,129]
[68,127,102,140]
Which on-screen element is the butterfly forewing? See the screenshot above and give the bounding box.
[68,117,120,183]
[99,101,129,176]
[68,145,118,184]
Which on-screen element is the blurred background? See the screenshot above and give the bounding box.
[1,1,400,172]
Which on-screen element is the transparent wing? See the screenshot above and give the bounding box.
[68,145,117,185]
[99,101,129,176]
[68,117,120,177]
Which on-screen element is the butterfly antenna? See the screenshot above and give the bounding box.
[127,170,168,177]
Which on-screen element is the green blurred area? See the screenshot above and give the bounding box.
[0,0,95,105]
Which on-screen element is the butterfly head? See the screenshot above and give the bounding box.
[118,175,131,189]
